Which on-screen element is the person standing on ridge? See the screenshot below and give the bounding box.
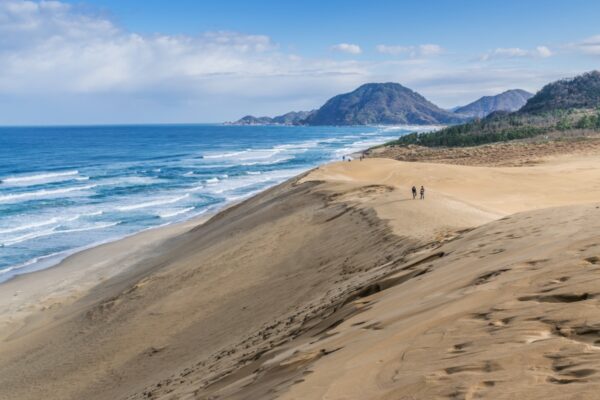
[420,186,425,200]
[412,186,417,199]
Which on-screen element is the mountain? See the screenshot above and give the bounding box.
[304,83,466,126]
[519,71,600,114]
[230,110,314,125]
[392,71,600,147]
[232,115,276,125]
[272,110,315,125]
[453,89,533,118]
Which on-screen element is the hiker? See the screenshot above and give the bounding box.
[420,186,425,200]
[412,186,417,199]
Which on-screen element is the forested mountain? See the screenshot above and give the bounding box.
[303,83,466,125]
[392,71,600,147]
[230,83,467,126]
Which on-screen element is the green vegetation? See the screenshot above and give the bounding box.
[387,71,600,148]
[390,109,600,147]
[521,71,600,114]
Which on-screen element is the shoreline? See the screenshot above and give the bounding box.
[0,210,213,339]
[0,166,316,342]
[0,209,212,285]
[0,123,433,285]
[0,128,405,286]
[3,144,598,319]
[0,160,377,284]
[2,148,600,399]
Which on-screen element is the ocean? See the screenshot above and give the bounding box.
[0,124,423,281]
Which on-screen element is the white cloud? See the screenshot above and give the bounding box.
[330,43,362,55]
[535,46,553,58]
[480,46,553,61]
[376,43,443,58]
[375,44,411,55]
[0,1,376,122]
[0,0,370,98]
[570,35,600,55]
[0,1,584,124]
[419,44,443,56]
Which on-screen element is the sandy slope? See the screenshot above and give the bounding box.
[367,134,600,166]
[278,203,600,400]
[1,154,600,399]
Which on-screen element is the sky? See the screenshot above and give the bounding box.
[1,0,600,125]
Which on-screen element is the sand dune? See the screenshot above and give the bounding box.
[277,204,600,400]
[1,154,600,399]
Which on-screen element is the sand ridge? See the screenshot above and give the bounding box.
[278,204,600,400]
[1,153,600,399]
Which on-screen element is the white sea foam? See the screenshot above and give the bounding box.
[1,221,120,247]
[0,184,97,203]
[116,194,190,211]
[0,125,412,279]
[273,140,321,151]
[158,207,195,219]
[204,148,284,162]
[0,209,106,235]
[319,138,343,143]
[188,185,205,192]
[83,211,104,217]
[202,150,248,159]
[0,218,60,235]
[2,226,60,246]
[96,176,161,187]
[204,168,306,196]
[237,149,282,161]
[241,157,292,166]
[1,170,79,185]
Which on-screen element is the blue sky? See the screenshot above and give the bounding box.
[1,0,600,124]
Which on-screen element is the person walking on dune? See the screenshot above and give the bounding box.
[412,186,417,199]
[420,186,425,200]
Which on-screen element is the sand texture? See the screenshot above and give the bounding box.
[1,152,600,400]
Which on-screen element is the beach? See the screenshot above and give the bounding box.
[0,124,413,282]
[4,2,600,399]
[2,145,600,399]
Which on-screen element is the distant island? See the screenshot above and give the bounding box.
[229,110,316,126]
[228,83,534,126]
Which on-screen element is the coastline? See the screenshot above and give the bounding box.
[0,164,313,345]
[0,124,417,285]
[0,130,384,343]
[0,123,415,287]
[0,211,212,339]
[3,146,600,399]
[1,122,425,288]
[3,148,600,335]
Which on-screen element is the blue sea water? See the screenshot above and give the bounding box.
[0,124,422,282]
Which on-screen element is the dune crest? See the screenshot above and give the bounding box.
[1,155,600,399]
